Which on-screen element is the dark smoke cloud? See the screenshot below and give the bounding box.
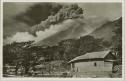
[29,4,84,36]
[14,3,63,26]
[3,2,63,39]
[4,3,84,45]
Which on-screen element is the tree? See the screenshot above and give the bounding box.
[78,35,104,55]
[58,39,79,61]
[3,41,33,65]
[111,17,122,60]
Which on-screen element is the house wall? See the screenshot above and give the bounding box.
[71,61,113,72]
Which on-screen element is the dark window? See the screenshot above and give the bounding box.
[94,62,97,67]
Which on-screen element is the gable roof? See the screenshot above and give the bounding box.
[69,50,111,63]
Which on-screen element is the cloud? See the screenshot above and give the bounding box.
[34,19,78,43]
[29,4,83,36]
[3,2,34,38]
[3,2,63,38]
[14,3,63,26]
[4,32,35,45]
[4,19,75,45]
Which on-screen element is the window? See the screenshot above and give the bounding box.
[94,62,97,67]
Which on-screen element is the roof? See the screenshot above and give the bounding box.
[69,50,111,63]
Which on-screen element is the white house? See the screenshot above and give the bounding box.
[69,50,117,77]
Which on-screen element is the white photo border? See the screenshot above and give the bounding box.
[0,0,124,81]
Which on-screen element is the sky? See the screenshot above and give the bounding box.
[3,2,122,45]
[78,3,122,20]
[4,3,122,20]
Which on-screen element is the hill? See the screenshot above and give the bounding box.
[90,17,122,41]
[33,17,108,46]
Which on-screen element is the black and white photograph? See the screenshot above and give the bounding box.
[1,1,123,79]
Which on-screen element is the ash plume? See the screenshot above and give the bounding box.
[29,4,84,36]
[4,4,84,45]
[4,3,107,45]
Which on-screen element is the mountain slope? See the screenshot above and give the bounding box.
[90,17,122,41]
[33,17,108,46]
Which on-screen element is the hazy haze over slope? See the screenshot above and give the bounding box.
[90,17,122,41]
